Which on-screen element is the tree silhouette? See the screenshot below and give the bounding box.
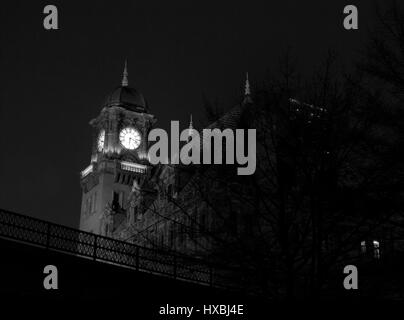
[116,8,404,296]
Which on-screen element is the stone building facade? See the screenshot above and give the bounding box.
[79,62,156,235]
[79,63,254,261]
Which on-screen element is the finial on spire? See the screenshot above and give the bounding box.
[188,114,193,137]
[244,72,251,96]
[122,60,129,87]
[243,72,253,104]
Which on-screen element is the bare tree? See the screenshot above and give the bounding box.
[119,41,404,298]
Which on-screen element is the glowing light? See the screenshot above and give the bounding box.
[81,164,93,177]
[360,241,366,254]
[373,240,380,259]
[98,130,105,152]
[119,127,141,150]
[121,161,147,173]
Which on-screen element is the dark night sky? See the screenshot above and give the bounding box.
[0,0,375,228]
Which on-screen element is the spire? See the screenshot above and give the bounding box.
[188,114,193,137]
[122,60,129,87]
[244,72,251,96]
[243,72,252,104]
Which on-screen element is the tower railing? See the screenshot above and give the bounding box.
[0,208,240,289]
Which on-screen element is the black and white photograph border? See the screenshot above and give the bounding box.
[1,0,404,317]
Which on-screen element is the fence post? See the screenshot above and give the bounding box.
[93,234,98,261]
[136,246,140,271]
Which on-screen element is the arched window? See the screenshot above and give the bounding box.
[373,240,380,259]
[360,241,366,254]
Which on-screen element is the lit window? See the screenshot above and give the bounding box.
[361,241,366,254]
[373,240,380,259]
[120,161,147,173]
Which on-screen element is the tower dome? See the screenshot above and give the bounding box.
[103,61,148,113]
[103,86,148,112]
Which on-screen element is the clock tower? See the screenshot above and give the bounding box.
[79,62,156,235]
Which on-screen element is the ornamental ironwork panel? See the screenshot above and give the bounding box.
[0,208,239,289]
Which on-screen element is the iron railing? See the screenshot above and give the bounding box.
[0,208,238,288]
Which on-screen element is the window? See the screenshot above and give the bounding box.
[119,191,125,207]
[360,241,366,254]
[113,191,119,203]
[373,240,380,259]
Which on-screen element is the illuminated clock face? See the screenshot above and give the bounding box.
[97,130,105,151]
[119,127,141,150]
